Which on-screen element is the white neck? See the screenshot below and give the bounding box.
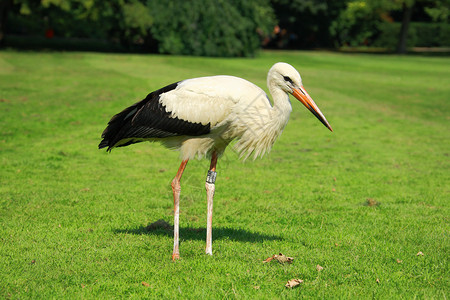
[268,81,292,129]
[233,76,293,160]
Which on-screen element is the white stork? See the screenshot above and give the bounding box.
[99,62,332,260]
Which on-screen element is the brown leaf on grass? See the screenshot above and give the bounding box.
[142,281,150,287]
[274,253,294,264]
[263,256,274,263]
[316,264,324,271]
[416,251,424,256]
[145,219,173,231]
[263,253,294,264]
[285,279,303,288]
[365,198,380,207]
[396,259,402,263]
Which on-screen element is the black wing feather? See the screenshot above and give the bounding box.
[99,81,211,151]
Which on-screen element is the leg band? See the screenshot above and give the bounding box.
[206,170,217,184]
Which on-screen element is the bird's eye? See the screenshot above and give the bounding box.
[283,76,293,84]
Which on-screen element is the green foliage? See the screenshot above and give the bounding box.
[330,0,450,48]
[122,1,153,37]
[373,22,450,48]
[9,0,118,39]
[269,0,345,48]
[411,21,450,46]
[147,0,276,57]
[8,0,274,56]
[0,50,449,298]
[424,0,450,22]
[372,22,416,49]
[117,0,153,47]
[271,0,328,14]
[4,0,450,53]
[330,1,381,46]
[329,0,403,47]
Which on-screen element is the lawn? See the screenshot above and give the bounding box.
[0,50,448,298]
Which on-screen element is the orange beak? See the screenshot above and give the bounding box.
[292,86,333,132]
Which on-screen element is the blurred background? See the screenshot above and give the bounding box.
[1,0,449,55]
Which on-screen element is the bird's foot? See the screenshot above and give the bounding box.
[172,253,180,261]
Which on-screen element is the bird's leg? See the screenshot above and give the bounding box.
[171,159,188,261]
[205,152,218,255]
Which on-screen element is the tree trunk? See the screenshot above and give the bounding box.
[397,2,414,54]
[0,0,13,47]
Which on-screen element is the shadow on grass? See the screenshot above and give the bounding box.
[114,220,282,243]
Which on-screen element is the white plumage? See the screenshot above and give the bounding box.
[160,74,283,160]
[99,62,332,260]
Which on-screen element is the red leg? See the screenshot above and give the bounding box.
[172,159,188,261]
[205,152,217,255]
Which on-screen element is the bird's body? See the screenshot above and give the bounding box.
[99,63,332,260]
[100,74,292,161]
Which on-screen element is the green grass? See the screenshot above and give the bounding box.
[0,50,449,298]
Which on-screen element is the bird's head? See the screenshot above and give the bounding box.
[269,62,333,132]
